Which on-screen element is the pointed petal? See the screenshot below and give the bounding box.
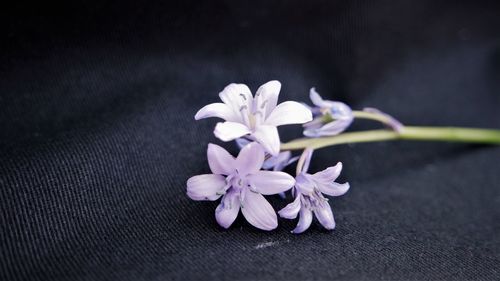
[363,107,404,132]
[215,189,241,229]
[241,190,278,231]
[321,118,353,133]
[186,174,226,201]
[235,142,265,175]
[295,173,315,195]
[262,151,291,170]
[278,195,301,219]
[302,102,321,115]
[310,88,342,108]
[312,162,343,182]
[265,101,313,127]
[254,80,281,117]
[302,118,323,129]
[303,128,321,138]
[292,207,313,234]
[317,182,350,197]
[303,118,352,137]
[207,143,236,175]
[314,204,336,230]
[219,83,253,111]
[309,87,326,107]
[214,121,251,142]
[300,148,314,174]
[253,125,280,156]
[247,170,295,195]
[194,103,239,122]
[285,156,299,168]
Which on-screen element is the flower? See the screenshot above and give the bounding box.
[195,81,313,156]
[278,149,350,233]
[303,88,354,137]
[186,142,295,230]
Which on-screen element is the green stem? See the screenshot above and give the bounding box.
[352,110,393,125]
[281,126,500,151]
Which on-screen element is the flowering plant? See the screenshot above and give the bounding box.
[187,80,500,233]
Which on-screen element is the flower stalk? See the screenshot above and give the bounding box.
[281,126,500,151]
[189,81,500,233]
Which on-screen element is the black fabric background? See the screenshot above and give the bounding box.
[1,1,500,280]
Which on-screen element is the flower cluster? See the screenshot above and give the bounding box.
[187,80,358,233]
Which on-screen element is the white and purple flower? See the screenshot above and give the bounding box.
[303,88,354,137]
[195,81,313,156]
[187,142,295,230]
[278,149,350,233]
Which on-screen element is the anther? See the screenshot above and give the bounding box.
[260,100,268,109]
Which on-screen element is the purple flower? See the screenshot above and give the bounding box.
[303,88,354,137]
[278,149,350,233]
[195,81,313,156]
[186,142,295,230]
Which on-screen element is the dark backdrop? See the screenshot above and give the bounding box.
[1,1,500,280]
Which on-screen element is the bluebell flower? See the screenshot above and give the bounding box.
[303,88,354,137]
[278,149,350,233]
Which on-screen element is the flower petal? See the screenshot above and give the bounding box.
[262,151,289,170]
[312,162,343,183]
[241,189,278,231]
[310,88,341,109]
[302,102,321,116]
[207,143,236,175]
[186,174,226,201]
[295,173,315,195]
[303,117,323,129]
[303,118,352,137]
[218,83,253,112]
[314,204,336,230]
[214,121,251,142]
[265,101,313,127]
[278,194,301,219]
[285,156,300,168]
[302,128,321,138]
[254,80,281,118]
[309,87,327,107]
[215,189,241,229]
[253,125,280,156]
[235,142,265,175]
[194,102,239,122]
[317,182,350,197]
[363,107,404,132]
[292,207,313,234]
[301,148,314,174]
[329,101,353,119]
[247,170,295,195]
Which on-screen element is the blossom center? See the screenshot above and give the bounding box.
[229,173,251,192]
[238,94,267,130]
